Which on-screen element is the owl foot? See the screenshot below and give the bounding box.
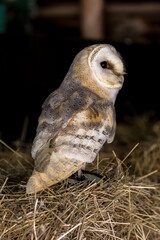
[68,170,105,184]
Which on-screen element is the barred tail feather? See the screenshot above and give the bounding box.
[26,170,56,194]
[26,156,84,194]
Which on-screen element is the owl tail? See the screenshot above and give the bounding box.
[26,155,84,194]
[26,170,57,194]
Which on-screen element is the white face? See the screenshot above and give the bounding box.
[88,45,125,89]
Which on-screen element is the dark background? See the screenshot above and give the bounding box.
[0,0,160,143]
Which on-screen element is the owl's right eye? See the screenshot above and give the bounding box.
[100,61,107,69]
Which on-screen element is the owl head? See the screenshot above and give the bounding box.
[70,44,125,90]
[88,44,125,88]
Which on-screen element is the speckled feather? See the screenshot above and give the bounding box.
[26,44,125,194]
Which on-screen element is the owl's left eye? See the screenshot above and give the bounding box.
[100,61,108,69]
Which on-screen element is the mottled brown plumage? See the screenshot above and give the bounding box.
[26,44,125,194]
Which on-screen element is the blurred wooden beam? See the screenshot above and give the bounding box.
[108,3,160,13]
[37,4,79,17]
[81,0,104,40]
[36,3,160,18]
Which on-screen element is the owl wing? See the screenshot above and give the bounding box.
[26,88,95,193]
[31,88,94,160]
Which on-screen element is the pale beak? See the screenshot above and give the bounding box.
[119,76,124,84]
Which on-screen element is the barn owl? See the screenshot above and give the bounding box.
[26,44,125,194]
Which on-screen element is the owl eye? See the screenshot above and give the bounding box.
[100,61,108,69]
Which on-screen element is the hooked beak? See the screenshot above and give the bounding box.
[119,76,124,84]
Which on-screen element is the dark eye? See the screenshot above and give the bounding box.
[100,61,107,69]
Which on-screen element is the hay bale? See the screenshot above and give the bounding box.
[0,114,160,239]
